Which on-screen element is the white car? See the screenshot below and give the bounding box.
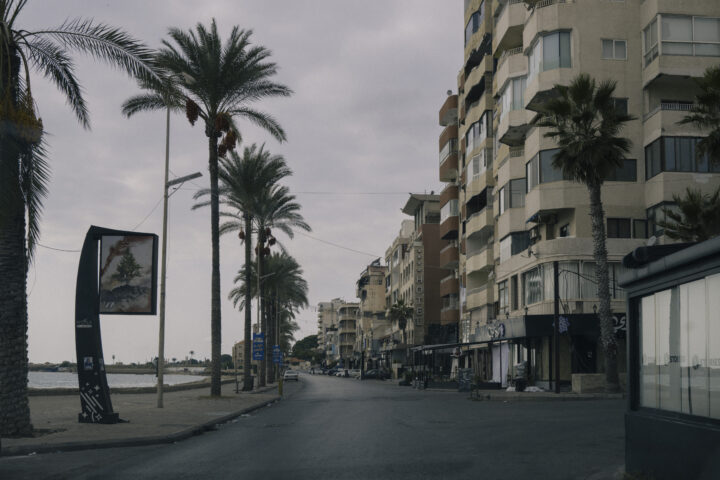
[283,370,299,381]
[348,369,361,378]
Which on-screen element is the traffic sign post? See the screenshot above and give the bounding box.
[272,345,282,364]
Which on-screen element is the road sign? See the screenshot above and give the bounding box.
[272,345,282,364]
[252,333,264,361]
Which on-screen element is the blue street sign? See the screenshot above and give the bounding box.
[252,333,264,360]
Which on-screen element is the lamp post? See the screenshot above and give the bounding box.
[156,99,202,408]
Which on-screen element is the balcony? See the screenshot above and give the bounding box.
[466,207,493,239]
[466,246,494,274]
[441,308,460,325]
[439,125,458,152]
[440,216,459,240]
[493,1,526,55]
[523,0,575,53]
[440,185,459,208]
[497,207,526,240]
[439,243,459,269]
[466,284,494,311]
[497,109,531,147]
[465,166,494,200]
[440,275,459,298]
[524,67,575,112]
[464,71,493,114]
[339,323,356,335]
[643,102,704,142]
[338,312,356,322]
[439,94,458,127]
[440,151,459,183]
[494,47,526,95]
[524,181,586,225]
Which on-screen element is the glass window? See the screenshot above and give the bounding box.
[607,158,636,182]
[526,154,539,192]
[510,232,531,256]
[559,224,569,237]
[633,219,648,239]
[559,261,581,299]
[543,31,572,71]
[645,137,712,179]
[510,178,526,208]
[639,276,720,419]
[523,267,543,305]
[499,186,506,215]
[440,199,459,224]
[498,280,508,311]
[602,39,627,60]
[644,17,659,66]
[660,15,720,58]
[539,148,564,183]
[607,218,631,238]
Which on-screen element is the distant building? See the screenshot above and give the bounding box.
[316,298,344,365]
[354,260,388,370]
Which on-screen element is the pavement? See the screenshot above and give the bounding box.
[1,380,280,457]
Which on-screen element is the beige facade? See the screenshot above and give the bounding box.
[316,298,344,364]
[439,0,720,387]
[337,302,359,367]
[354,261,389,369]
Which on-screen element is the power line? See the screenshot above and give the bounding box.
[37,243,80,253]
[294,231,381,258]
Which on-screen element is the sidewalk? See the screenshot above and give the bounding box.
[1,381,280,457]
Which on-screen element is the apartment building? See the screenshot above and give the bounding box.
[383,195,448,378]
[439,0,720,389]
[316,298,344,365]
[354,260,389,371]
[337,302,359,368]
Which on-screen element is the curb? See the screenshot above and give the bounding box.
[28,378,238,396]
[1,395,281,457]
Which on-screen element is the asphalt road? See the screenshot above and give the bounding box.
[0,373,625,479]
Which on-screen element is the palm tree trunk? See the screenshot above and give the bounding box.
[242,214,254,391]
[0,46,33,437]
[588,184,620,392]
[208,134,222,397]
[265,295,273,384]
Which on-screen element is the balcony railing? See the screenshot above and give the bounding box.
[509,146,524,158]
[643,102,696,122]
[497,46,523,71]
[439,138,458,165]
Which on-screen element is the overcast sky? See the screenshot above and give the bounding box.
[22,0,462,364]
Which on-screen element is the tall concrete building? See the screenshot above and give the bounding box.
[383,195,449,377]
[354,260,389,370]
[337,302,359,368]
[436,0,720,389]
[316,298,344,365]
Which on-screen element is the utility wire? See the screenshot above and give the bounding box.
[37,243,80,253]
[294,230,381,258]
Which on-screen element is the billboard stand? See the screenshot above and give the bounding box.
[75,226,158,424]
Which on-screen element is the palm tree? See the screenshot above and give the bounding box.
[678,65,720,166]
[127,20,291,396]
[0,0,154,437]
[229,252,308,382]
[196,144,291,390]
[535,73,635,392]
[389,299,413,345]
[253,186,310,384]
[657,186,720,242]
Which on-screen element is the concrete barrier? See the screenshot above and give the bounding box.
[571,373,626,393]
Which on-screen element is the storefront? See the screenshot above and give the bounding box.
[620,238,720,480]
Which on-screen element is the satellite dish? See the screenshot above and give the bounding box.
[447,90,453,96]
[647,235,657,247]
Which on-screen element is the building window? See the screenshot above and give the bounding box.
[559,224,569,237]
[523,266,543,305]
[613,98,629,115]
[647,202,680,237]
[644,17,659,66]
[439,138,457,165]
[606,158,637,182]
[499,76,527,122]
[633,219,648,239]
[645,137,719,179]
[464,1,485,46]
[467,148,492,180]
[661,15,720,58]
[528,31,572,83]
[499,178,526,214]
[602,39,627,59]
[526,148,569,192]
[639,274,720,419]
[499,232,531,263]
[465,110,492,153]
[498,280,509,311]
[440,199,459,224]
[607,218,631,238]
[511,275,519,311]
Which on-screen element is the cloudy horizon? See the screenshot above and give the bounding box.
[22,0,462,364]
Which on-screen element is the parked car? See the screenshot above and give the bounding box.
[283,370,299,381]
[364,369,390,380]
[334,369,349,377]
[348,369,361,378]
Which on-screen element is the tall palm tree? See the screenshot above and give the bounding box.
[0,0,154,436]
[195,144,290,390]
[536,73,635,393]
[389,299,413,345]
[128,20,291,396]
[678,65,720,166]
[253,186,310,384]
[657,186,720,242]
[229,252,308,382]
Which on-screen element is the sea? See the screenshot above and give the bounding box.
[29,371,206,389]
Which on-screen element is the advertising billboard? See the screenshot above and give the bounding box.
[99,234,158,314]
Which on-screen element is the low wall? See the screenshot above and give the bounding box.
[571,373,626,393]
[28,378,235,396]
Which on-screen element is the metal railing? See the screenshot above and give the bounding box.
[643,102,696,122]
[496,46,524,72]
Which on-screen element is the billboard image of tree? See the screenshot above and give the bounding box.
[99,235,157,314]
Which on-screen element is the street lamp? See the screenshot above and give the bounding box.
[156,83,202,408]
